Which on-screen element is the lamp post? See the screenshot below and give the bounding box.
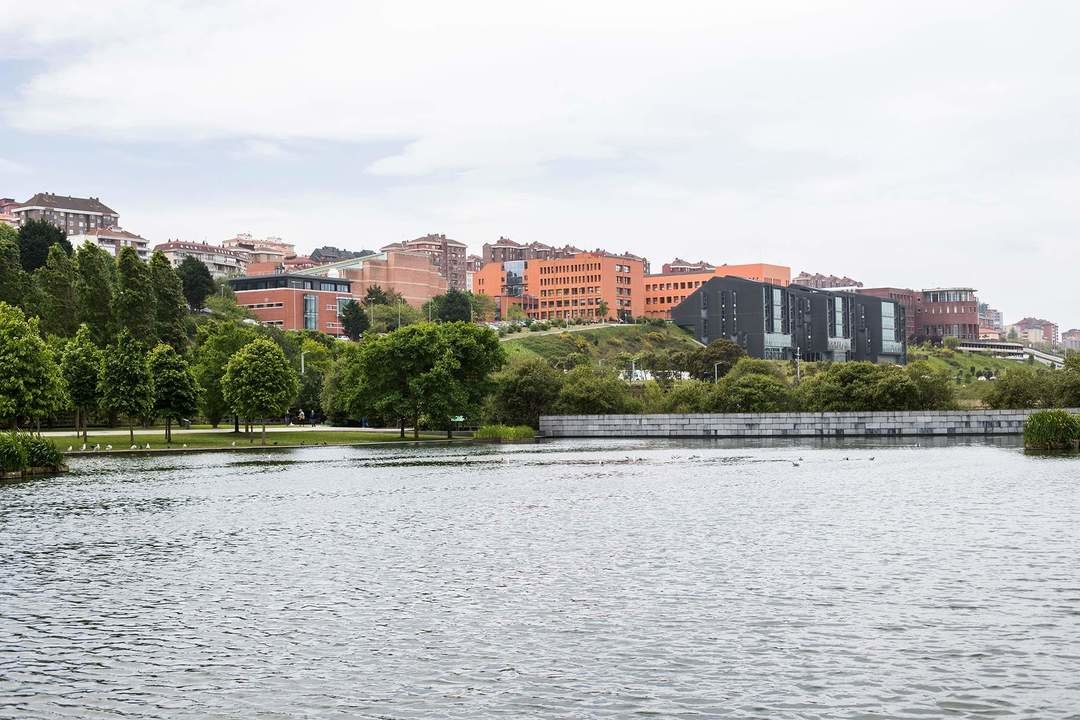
[714,362,721,383]
[300,350,307,376]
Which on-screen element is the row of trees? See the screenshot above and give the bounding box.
[338,287,499,340]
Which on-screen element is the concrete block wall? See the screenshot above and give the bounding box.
[539,409,1080,438]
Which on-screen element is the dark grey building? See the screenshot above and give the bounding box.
[671,276,906,364]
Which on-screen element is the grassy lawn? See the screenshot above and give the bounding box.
[503,323,702,364]
[62,430,452,452]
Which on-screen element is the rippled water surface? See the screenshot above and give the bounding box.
[3,439,1080,719]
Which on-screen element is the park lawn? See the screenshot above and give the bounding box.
[503,323,702,365]
[63,429,452,452]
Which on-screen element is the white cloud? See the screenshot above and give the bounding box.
[3,0,1080,327]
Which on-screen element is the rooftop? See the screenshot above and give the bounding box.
[18,192,117,215]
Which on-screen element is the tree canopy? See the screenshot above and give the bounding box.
[74,241,116,346]
[18,219,71,273]
[193,320,261,427]
[339,299,369,341]
[113,246,156,343]
[222,337,299,443]
[0,302,67,427]
[34,244,79,337]
[149,251,189,349]
[61,324,104,441]
[178,255,215,310]
[99,329,154,444]
[148,343,199,442]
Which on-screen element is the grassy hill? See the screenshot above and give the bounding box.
[502,323,702,365]
[906,345,1029,406]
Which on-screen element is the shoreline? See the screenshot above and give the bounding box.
[63,436,477,458]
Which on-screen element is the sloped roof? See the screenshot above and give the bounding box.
[19,193,117,215]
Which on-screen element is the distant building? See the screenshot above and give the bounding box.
[222,234,295,257]
[793,271,863,289]
[1063,329,1080,351]
[230,274,353,336]
[474,252,646,322]
[0,198,18,227]
[69,227,149,260]
[12,193,119,234]
[481,237,582,264]
[671,276,905,364]
[661,258,715,274]
[856,288,920,342]
[299,249,448,308]
[978,303,1004,331]
[918,288,980,341]
[1012,317,1059,345]
[153,240,247,277]
[309,246,375,264]
[643,263,792,319]
[382,233,469,290]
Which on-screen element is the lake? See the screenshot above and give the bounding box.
[2,439,1079,719]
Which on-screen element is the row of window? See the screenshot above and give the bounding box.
[540,286,600,297]
[243,302,285,310]
[646,295,687,305]
[647,280,704,292]
[539,262,603,274]
[539,275,602,286]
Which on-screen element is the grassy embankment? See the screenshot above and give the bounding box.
[502,323,702,365]
[63,430,450,453]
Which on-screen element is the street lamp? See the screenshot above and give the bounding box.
[300,350,307,376]
[714,362,721,383]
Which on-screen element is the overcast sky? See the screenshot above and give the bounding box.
[1,1,1078,329]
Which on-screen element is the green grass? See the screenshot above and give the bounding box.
[503,323,702,365]
[906,346,1025,407]
[474,425,536,441]
[63,429,450,452]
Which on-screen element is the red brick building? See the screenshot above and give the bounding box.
[229,274,354,337]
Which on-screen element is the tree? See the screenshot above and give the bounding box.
[339,299,369,340]
[363,285,390,306]
[193,320,260,427]
[716,374,793,412]
[682,338,746,381]
[905,360,957,410]
[470,293,496,323]
[222,338,298,444]
[796,362,919,412]
[113,246,156,341]
[99,330,153,445]
[437,322,506,435]
[505,305,527,323]
[148,251,189,349]
[295,338,333,414]
[985,366,1052,409]
[0,225,26,308]
[178,255,215,310]
[0,302,67,429]
[555,366,636,415]
[1057,355,1080,409]
[148,344,199,443]
[18,218,71,273]
[596,299,610,321]
[435,288,473,322]
[74,241,117,346]
[369,302,422,333]
[34,244,79,337]
[488,355,563,428]
[61,325,104,441]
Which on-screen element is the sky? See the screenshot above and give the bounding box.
[1,1,1079,329]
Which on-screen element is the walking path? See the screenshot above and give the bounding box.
[40,425,404,438]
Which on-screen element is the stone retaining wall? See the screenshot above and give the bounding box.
[539,409,1078,438]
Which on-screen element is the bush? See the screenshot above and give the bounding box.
[24,436,63,468]
[474,425,536,441]
[0,432,29,472]
[555,366,637,415]
[1024,410,1080,451]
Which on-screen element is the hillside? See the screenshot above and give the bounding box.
[502,323,702,365]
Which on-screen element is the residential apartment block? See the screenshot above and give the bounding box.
[69,227,150,260]
[644,263,792,319]
[0,198,18,227]
[11,193,119,234]
[154,240,247,277]
[222,233,296,257]
[1062,328,1080,351]
[230,274,353,336]
[382,233,469,290]
[792,271,863,289]
[672,276,906,364]
[978,303,1004,331]
[1012,317,1059,345]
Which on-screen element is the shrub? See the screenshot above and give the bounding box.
[474,425,536,441]
[24,436,63,468]
[1023,410,1080,451]
[0,432,29,472]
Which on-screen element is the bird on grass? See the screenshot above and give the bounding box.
[144,443,151,450]
[130,444,137,450]
[182,444,188,448]
[231,441,236,447]
[105,444,112,451]
[67,446,73,452]
[93,444,100,452]
[81,444,87,451]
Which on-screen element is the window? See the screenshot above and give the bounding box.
[303,294,317,330]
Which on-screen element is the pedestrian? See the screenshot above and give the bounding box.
[298,408,306,424]
[310,410,317,427]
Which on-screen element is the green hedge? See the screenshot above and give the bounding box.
[1023,410,1080,451]
[0,433,64,472]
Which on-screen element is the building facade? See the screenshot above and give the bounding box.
[12,193,119,234]
[69,227,149,259]
[671,276,905,364]
[643,263,792,319]
[855,287,920,342]
[481,237,584,264]
[222,234,296,257]
[1063,329,1080,351]
[0,198,18,227]
[309,246,375,264]
[154,240,247,277]
[1012,317,1059,345]
[229,274,353,336]
[474,252,646,321]
[978,303,1004,331]
[382,233,469,290]
[298,250,448,308]
[792,271,863,289]
[918,288,980,341]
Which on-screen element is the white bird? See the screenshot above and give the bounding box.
[105,444,112,451]
[231,441,236,447]
[130,444,137,450]
[145,443,151,449]
[81,444,87,451]
[182,444,188,448]
[93,444,100,451]
[67,446,73,452]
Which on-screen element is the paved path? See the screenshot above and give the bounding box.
[40,425,405,438]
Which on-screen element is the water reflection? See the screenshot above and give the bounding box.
[2,438,1079,719]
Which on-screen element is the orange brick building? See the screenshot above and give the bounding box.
[475,252,646,321]
[644,262,790,318]
[230,274,354,336]
[300,250,447,307]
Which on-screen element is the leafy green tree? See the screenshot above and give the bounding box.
[178,255,215,310]
[905,360,957,410]
[660,379,716,413]
[18,218,71,273]
[99,329,154,445]
[295,338,333,414]
[435,288,472,322]
[61,324,104,441]
[113,246,156,341]
[596,299,610,321]
[797,362,919,412]
[148,344,199,443]
[0,225,27,308]
[34,244,79,337]
[369,302,422,333]
[363,285,390,306]
[339,299,369,340]
[682,338,747,381]
[985,366,1052,409]
[193,320,260,427]
[0,302,67,428]
[437,322,506,434]
[555,366,636,415]
[74,241,117,346]
[148,251,188,349]
[505,305,527,323]
[1057,355,1080,409]
[222,338,298,444]
[726,357,786,381]
[716,374,793,412]
[488,355,563,428]
[469,292,496,322]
